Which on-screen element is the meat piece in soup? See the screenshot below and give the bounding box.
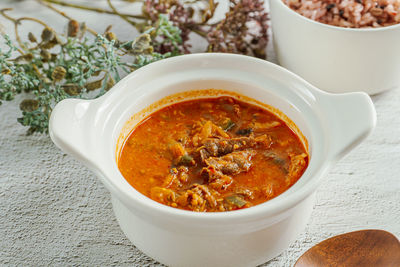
[118,96,309,212]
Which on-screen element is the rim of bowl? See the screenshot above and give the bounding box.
[107,53,329,223]
[272,0,400,32]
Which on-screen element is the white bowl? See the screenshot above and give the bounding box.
[49,53,376,267]
[269,0,400,95]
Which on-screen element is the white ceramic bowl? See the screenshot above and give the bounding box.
[269,0,400,95]
[49,53,376,267]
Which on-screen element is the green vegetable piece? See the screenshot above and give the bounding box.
[179,154,194,166]
[222,119,235,131]
[236,128,253,136]
[225,195,247,208]
[273,157,286,166]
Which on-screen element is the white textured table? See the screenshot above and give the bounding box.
[1,1,399,266]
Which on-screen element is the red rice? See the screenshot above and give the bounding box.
[283,0,400,27]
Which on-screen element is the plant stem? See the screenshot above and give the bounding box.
[106,0,138,28]
[0,9,50,52]
[190,27,208,38]
[0,9,23,50]
[41,0,146,20]
[38,0,72,20]
[37,0,98,36]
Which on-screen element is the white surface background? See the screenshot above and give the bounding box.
[0,1,399,266]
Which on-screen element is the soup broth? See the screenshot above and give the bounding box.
[118,96,308,212]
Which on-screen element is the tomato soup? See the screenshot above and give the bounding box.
[118,96,308,212]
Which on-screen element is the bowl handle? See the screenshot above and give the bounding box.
[49,98,95,167]
[316,92,376,162]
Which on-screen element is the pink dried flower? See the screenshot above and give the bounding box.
[207,0,269,59]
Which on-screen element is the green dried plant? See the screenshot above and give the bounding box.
[0,10,182,134]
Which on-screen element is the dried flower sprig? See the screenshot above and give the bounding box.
[0,9,182,134]
[142,0,217,53]
[207,0,269,58]
[41,0,269,58]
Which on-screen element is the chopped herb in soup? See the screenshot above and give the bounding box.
[118,96,309,212]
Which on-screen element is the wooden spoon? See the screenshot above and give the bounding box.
[294,230,400,267]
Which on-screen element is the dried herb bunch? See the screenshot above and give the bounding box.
[0,8,182,134]
[140,0,269,57]
[0,0,269,134]
[207,0,269,58]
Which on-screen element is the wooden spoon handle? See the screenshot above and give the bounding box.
[294,230,400,267]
